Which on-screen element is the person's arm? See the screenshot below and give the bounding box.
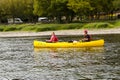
[46,35,53,42]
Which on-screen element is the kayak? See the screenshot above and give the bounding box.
[33,39,104,48]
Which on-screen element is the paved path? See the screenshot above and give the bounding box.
[0,28,120,37]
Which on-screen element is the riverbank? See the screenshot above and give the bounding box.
[0,28,120,37]
[0,20,120,32]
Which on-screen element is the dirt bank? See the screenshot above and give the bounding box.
[0,28,120,37]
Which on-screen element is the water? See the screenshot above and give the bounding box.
[0,34,120,80]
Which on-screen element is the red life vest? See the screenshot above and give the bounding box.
[50,34,58,42]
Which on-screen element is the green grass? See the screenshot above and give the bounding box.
[83,22,114,29]
[0,20,120,32]
[114,20,120,27]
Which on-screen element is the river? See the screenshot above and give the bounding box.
[0,34,120,80]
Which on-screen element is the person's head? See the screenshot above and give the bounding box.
[52,32,55,35]
[84,30,88,34]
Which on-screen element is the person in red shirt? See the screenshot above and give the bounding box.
[46,32,58,42]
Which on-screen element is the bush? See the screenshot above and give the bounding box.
[96,23,113,28]
[4,26,17,31]
[0,26,5,31]
[0,20,120,32]
[57,23,83,30]
[83,22,113,28]
[0,27,4,31]
[83,23,97,28]
[114,20,120,26]
[21,26,36,31]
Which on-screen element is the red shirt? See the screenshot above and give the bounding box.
[47,34,58,42]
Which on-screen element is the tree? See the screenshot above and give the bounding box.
[34,0,74,23]
[3,0,34,23]
[21,0,35,22]
[113,0,120,11]
[0,0,10,23]
[0,0,119,24]
[100,0,114,20]
[48,0,73,23]
[33,0,50,16]
[83,0,114,20]
[67,0,93,20]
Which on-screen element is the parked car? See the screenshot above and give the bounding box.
[38,17,50,23]
[8,18,23,24]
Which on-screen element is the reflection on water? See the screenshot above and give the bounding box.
[34,47,105,64]
[0,34,120,80]
[33,47,107,79]
[33,46,120,79]
[34,47,104,53]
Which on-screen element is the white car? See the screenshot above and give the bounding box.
[8,18,23,24]
[38,17,50,23]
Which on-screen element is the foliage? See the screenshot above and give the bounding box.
[113,20,120,26]
[33,0,50,16]
[83,22,114,28]
[113,0,120,10]
[0,0,120,23]
[0,0,34,23]
[4,26,17,31]
[0,26,4,31]
[0,20,120,32]
[67,0,92,14]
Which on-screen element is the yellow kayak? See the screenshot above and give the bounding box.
[33,39,104,48]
